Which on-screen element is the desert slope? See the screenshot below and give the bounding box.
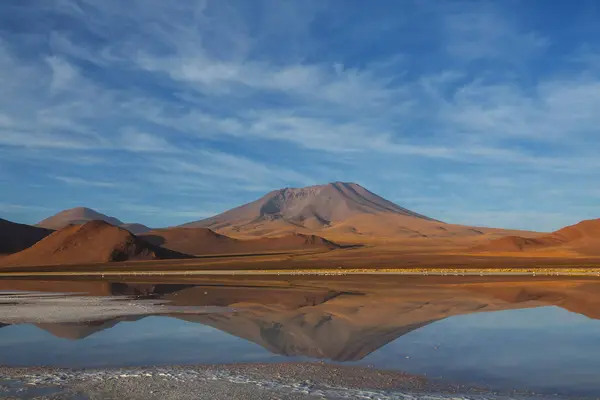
[140,227,340,255]
[1,220,190,267]
[0,218,53,254]
[473,218,600,256]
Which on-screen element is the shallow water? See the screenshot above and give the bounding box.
[1,277,599,397]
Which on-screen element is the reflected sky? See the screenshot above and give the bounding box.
[0,317,301,367]
[357,307,600,396]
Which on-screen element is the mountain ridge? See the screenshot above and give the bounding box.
[1,220,190,267]
[473,218,600,256]
[0,218,53,254]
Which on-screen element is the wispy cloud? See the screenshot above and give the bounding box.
[0,203,50,213]
[50,176,117,188]
[119,130,179,153]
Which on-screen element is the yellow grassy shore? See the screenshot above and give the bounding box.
[3,267,600,278]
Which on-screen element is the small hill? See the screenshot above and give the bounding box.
[242,233,340,252]
[120,223,152,235]
[473,236,554,253]
[473,218,600,256]
[140,228,241,255]
[140,227,340,255]
[38,207,124,230]
[1,220,191,267]
[0,218,53,254]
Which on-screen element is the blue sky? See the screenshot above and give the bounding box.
[1,0,599,231]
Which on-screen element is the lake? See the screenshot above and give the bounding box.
[1,276,599,397]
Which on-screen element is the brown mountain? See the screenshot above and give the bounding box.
[473,218,600,256]
[184,182,434,230]
[0,220,191,267]
[181,182,537,242]
[0,218,53,254]
[140,227,340,255]
[37,207,151,234]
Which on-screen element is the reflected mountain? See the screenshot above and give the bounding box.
[35,317,145,340]
[3,278,600,361]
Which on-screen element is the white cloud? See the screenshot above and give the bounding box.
[118,203,216,219]
[46,56,78,93]
[51,176,117,187]
[0,131,93,149]
[0,203,50,213]
[119,130,179,153]
[148,149,315,193]
[442,6,548,62]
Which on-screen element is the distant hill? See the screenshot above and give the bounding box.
[473,218,600,256]
[37,207,151,234]
[119,223,152,235]
[140,227,340,255]
[1,220,191,267]
[38,207,123,230]
[0,218,53,254]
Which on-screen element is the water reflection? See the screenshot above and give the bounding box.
[1,277,600,395]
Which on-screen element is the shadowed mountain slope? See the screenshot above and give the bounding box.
[119,223,152,235]
[0,218,53,254]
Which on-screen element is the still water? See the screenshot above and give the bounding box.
[1,277,599,397]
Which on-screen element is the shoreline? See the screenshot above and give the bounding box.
[0,363,552,400]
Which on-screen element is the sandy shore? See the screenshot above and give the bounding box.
[0,363,554,400]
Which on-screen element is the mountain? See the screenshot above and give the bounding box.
[473,218,600,256]
[184,182,434,230]
[181,182,533,242]
[140,227,340,255]
[37,207,151,234]
[0,218,53,254]
[0,220,191,267]
[38,207,124,230]
[36,317,144,340]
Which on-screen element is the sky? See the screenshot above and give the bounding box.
[1,0,600,231]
